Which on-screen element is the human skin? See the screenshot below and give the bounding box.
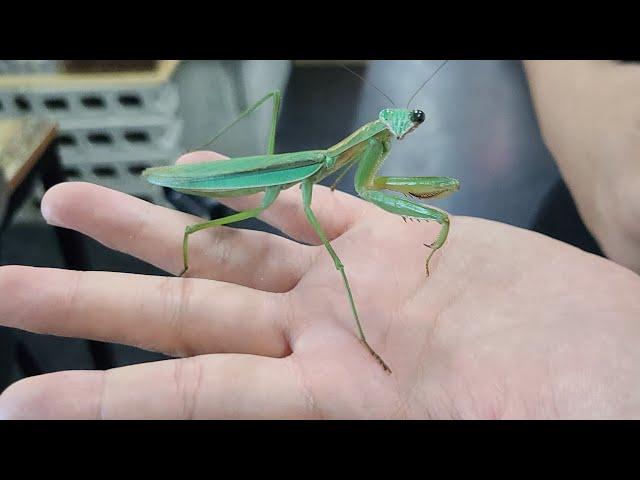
[525,60,640,274]
[0,151,639,419]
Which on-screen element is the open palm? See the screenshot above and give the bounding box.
[1,151,639,419]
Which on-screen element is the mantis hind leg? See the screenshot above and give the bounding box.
[189,90,282,155]
[179,187,280,277]
[181,92,283,275]
[301,180,391,373]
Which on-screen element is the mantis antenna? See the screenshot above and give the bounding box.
[340,64,397,107]
[405,60,449,108]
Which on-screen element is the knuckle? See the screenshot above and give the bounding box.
[172,357,203,420]
[62,270,84,320]
[160,277,194,357]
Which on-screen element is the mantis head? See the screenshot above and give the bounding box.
[379,108,426,140]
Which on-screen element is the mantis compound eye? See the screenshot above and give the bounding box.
[410,110,426,124]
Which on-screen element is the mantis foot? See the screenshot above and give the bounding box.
[424,244,437,278]
[361,339,392,374]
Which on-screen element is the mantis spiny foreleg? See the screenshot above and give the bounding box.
[354,139,459,276]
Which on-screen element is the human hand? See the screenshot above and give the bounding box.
[1,151,639,419]
[525,60,640,273]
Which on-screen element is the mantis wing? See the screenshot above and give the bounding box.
[143,150,326,192]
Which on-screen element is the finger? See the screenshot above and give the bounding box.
[0,265,291,358]
[177,151,367,244]
[0,355,312,419]
[41,181,312,291]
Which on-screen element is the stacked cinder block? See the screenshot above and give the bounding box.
[0,60,182,221]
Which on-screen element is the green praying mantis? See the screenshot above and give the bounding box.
[142,62,459,373]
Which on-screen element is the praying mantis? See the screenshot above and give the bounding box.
[142,62,459,373]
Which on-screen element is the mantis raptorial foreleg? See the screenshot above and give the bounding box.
[372,176,460,201]
[360,188,451,277]
[180,186,281,277]
[301,179,391,372]
[372,176,458,274]
[353,139,458,277]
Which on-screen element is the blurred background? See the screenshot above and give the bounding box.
[0,60,601,391]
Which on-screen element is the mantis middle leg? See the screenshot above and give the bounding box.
[301,179,391,373]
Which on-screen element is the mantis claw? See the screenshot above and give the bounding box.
[361,339,392,373]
